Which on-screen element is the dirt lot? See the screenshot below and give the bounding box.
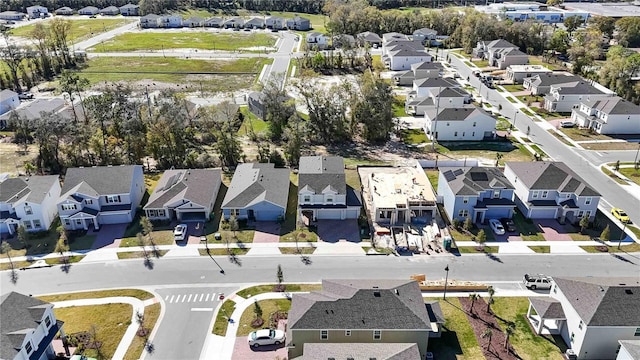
[0,140,36,175]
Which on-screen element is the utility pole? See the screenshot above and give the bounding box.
[432,86,442,152]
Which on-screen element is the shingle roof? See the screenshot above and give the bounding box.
[299,343,420,360]
[144,169,221,209]
[61,165,141,197]
[425,106,486,122]
[298,156,346,195]
[357,31,382,43]
[0,98,65,121]
[435,87,468,98]
[528,297,566,319]
[441,167,514,196]
[0,176,58,204]
[619,340,640,360]
[487,39,518,49]
[407,97,435,106]
[505,162,600,196]
[413,27,437,36]
[120,3,139,9]
[221,163,289,209]
[411,61,444,70]
[0,292,52,360]
[414,77,459,88]
[528,73,582,87]
[390,49,430,57]
[553,277,640,326]
[1,89,18,100]
[583,96,640,115]
[553,81,605,95]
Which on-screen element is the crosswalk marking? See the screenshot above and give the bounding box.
[205,294,210,301]
[187,294,192,302]
[199,294,204,302]
[163,292,222,304]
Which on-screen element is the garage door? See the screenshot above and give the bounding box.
[99,212,132,224]
[345,209,360,219]
[255,211,282,221]
[529,208,557,219]
[317,209,342,220]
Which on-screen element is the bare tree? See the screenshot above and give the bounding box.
[504,323,515,350]
[482,328,493,351]
[468,293,479,314]
[486,286,495,313]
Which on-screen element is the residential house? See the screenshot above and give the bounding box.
[266,16,286,30]
[381,39,422,57]
[424,105,496,141]
[438,167,516,223]
[247,91,293,120]
[356,31,382,48]
[474,39,528,69]
[543,80,614,113]
[506,64,552,83]
[204,17,223,28]
[78,6,99,15]
[0,176,61,235]
[143,169,221,222]
[140,14,161,28]
[383,47,432,71]
[523,72,582,95]
[26,6,48,19]
[244,17,265,29]
[286,16,311,31]
[332,34,356,49]
[571,96,640,135]
[0,90,20,116]
[503,162,600,222]
[617,340,640,360]
[183,16,204,28]
[297,156,361,222]
[306,32,329,50]
[160,15,182,28]
[119,3,139,16]
[57,165,145,231]
[99,6,120,16]
[412,27,438,45]
[382,32,409,44]
[54,7,74,15]
[526,277,640,360]
[406,87,471,116]
[223,17,244,29]
[393,61,444,86]
[286,279,440,359]
[0,98,85,128]
[409,77,460,99]
[221,163,289,222]
[1,292,64,360]
[0,11,26,21]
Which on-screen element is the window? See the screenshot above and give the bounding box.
[454,131,458,136]
[64,219,71,226]
[345,330,351,336]
[463,197,469,204]
[493,190,500,199]
[321,330,328,340]
[462,132,465,137]
[584,211,591,218]
[585,197,592,205]
[635,327,640,336]
[25,341,33,354]
[472,132,475,137]
[107,195,121,203]
[33,220,41,229]
[44,315,51,328]
[304,196,310,202]
[158,210,165,217]
[85,199,93,205]
[578,320,583,330]
[570,332,575,342]
[326,197,333,203]
[373,330,381,340]
[553,285,557,294]
[458,209,469,217]
[23,221,32,230]
[532,191,539,199]
[542,191,548,198]
[61,204,77,211]
[578,211,584,218]
[75,219,82,225]
[24,205,32,215]
[231,209,240,216]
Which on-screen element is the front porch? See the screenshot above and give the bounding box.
[64,213,99,231]
[527,297,566,336]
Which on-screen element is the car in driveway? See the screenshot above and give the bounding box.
[489,219,505,235]
[18,92,34,100]
[501,218,516,232]
[173,224,187,242]
[523,273,552,290]
[611,208,630,223]
[248,329,285,348]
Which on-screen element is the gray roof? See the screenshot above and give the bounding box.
[184,16,204,23]
[141,14,160,20]
[528,73,581,87]
[412,61,444,70]
[79,6,98,11]
[299,343,420,360]
[386,40,423,51]
[486,39,518,49]
[441,167,514,196]
[62,165,141,197]
[583,96,640,115]
[553,277,640,326]
[0,98,65,121]
[414,77,459,89]
[221,163,290,209]
[298,156,346,195]
[101,6,119,11]
[389,49,430,57]
[619,340,640,360]
[553,81,605,95]
[120,3,139,9]
[0,292,52,360]
[288,279,432,334]
[0,176,59,204]
[245,17,265,25]
[498,48,528,57]
[528,297,566,319]
[435,87,468,98]
[407,97,435,106]
[1,89,18,100]
[425,300,446,324]
[425,105,485,122]
[144,169,221,209]
[357,31,382,43]
[383,32,409,42]
[505,162,600,196]
[205,17,223,24]
[413,27,437,36]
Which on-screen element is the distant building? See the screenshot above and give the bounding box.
[306,32,329,50]
[506,64,552,83]
[0,11,26,21]
[247,91,293,120]
[54,7,74,15]
[204,17,223,28]
[160,15,182,28]
[223,17,244,29]
[183,16,204,28]
[286,16,310,31]
[424,105,496,141]
[357,31,382,48]
[244,17,265,29]
[474,39,528,69]
[476,2,590,23]
[543,80,614,113]
[140,14,161,28]
[99,6,120,16]
[266,16,286,30]
[0,90,19,116]
[119,3,139,16]
[26,6,48,19]
[393,62,444,86]
[412,27,438,45]
[78,6,99,15]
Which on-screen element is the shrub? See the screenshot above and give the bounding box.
[452,218,462,230]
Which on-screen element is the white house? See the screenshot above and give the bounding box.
[409,77,460,99]
[412,28,438,44]
[297,156,361,222]
[160,15,182,28]
[526,277,640,360]
[57,165,145,231]
[617,340,640,360]
[183,16,204,27]
[503,162,600,222]
[477,2,590,23]
[265,16,286,30]
[506,64,552,83]
[99,6,120,16]
[571,96,640,135]
[424,105,496,141]
[523,72,582,95]
[384,49,433,71]
[406,87,471,116]
[306,32,328,50]
[382,39,421,56]
[204,17,224,27]
[0,11,26,21]
[0,89,20,116]
[393,62,444,86]
[473,39,528,69]
[1,292,65,360]
[543,80,615,113]
[140,14,161,28]
[0,176,61,235]
[119,3,139,16]
[78,6,99,15]
[26,6,48,19]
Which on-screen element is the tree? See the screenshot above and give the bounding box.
[50,18,73,68]
[23,162,36,176]
[476,230,487,249]
[352,70,395,143]
[579,215,590,234]
[468,293,479,314]
[482,328,493,350]
[140,216,154,246]
[0,29,26,92]
[616,17,640,47]
[463,217,473,232]
[614,160,620,172]
[16,225,28,248]
[59,71,89,123]
[137,232,148,260]
[564,16,583,35]
[1,242,14,269]
[486,286,495,313]
[590,16,616,39]
[283,113,305,167]
[253,300,263,319]
[229,216,239,239]
[546,0,561,5]
[600,224,611,241]
[495,153,503,167]
[262,73,295,141]
[504,323,515,350]
[548,29,570,54]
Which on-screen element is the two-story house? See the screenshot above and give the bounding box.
[526,277,640,360]
[0,176,61,236]
[286,279,440,359]
[503,162,600,223]
[119,3,139,16]
[356,31,382,48]
[305,32,329,50]
[99,6,120,16]
[54,7,74,15]
[78,6,99,15]
[140,14,161,28]
[57,165,145,231]
[183,16,204,28]
[297,156,361,222]
[1,292,65,360]
[473,39,528,69]
[424,105,496,141]
[406,87,471,116]
[265,16,286,30]
[412,28,438,45]
[543,80,614,113]
[571,96,640,135]
[409,77,460,100]
[143,169,222,222]
[506,64,552,84]
[223,17,244,29]
[160,15,182,28]
[26,6,48,19]
[523,72,582,95]
[393,61,444,86]
[286,16,311,31]
[204,17,224,28]
[438,167,516,224]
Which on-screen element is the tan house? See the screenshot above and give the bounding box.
[287,279,442,359]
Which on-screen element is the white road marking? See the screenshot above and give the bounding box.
[190,308,213,312]
[168,295,175,303]
[205,294,210,302]
[165,295,169,300]
[181,294,187,303]
[199,294,204,302]
[187,294,193,302]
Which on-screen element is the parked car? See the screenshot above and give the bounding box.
[501,218,516,232]
[18,92,34,100]
[489,219,505,235]
[173,224,188,242]
[611,208,630,223]
[248,329,285,348]
[523,273,552,290]
[560,121,575,128]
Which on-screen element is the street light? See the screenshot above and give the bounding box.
[634,143,640,165]
[617,221,628,250]
[443,265,450,300]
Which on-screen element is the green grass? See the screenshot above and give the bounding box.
[372,55,384,71]
[198,248,250,256]
[520,108,534,117]
[10,18,133,43]
[502,84,525,92]
[464,61,474,67]
[401,129,428,145]
[279,178,299,240]
[237,299,291,336]
[548,130,574,147]
[559,127,612,142]
[393,95,408,117]
[0,260,32,271]
[511,209,544,241]
[455,245,499,253]
[120,230,175,247]
[601,166,628,185]
[425,170,439,190]
[238,106,269,135]
[38,289,155,302]
[528,246,550,253]
[123,303,161,360]
[213,300,236,335]
[529,144,547,158]
[345,169,361,190]
[279,247,316,254]
[280,229,318,242]
[506,97,517,103]
[0,220,96,258]
[580,242,640,253]
[117,250,169,259]
[427,297,483,359]
[436,140,533,164]
[471,59,489,67]
[94,32,276,52]
[617,168,640,185]
[236,283,322,299]
[44,255,85,265]
[53,304,132,359]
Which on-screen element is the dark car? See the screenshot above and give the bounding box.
[501,218,516,232]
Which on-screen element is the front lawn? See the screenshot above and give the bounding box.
[237,299,291,336]
[280,247,316,254]
[471,59,489,67]
[512,209,544,241]
[94,32,277,52]
[436,140,532,164]
[506,97,517,103]
[123,303,161,360]
[427,297,483,359]
[425,169,439,189]
[236,284,322,299]
[455,245,499,253]
[502,84,525,92]
[401,129,428,145]
[238,106,269,136]
[559,127,613,142]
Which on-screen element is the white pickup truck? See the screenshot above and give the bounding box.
[523,274,553,290]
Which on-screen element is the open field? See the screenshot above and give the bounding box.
[0,143,36,175]
[10,18,133,42]
[93,32,276,52]
[436,140,533,165]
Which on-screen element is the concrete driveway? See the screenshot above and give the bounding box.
[317,219,360,243]
[253,222,281,243]
[537,219,573,241]
[232,338,287,360]
[90,224,127,249]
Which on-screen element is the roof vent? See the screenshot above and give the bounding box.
[625,289,633,295]
[395,289,399,295]
[373,291,381,297]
